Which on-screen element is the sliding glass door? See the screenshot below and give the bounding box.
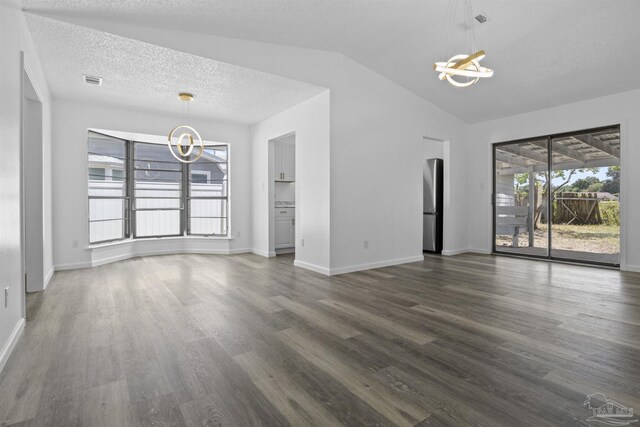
[493,125,620,266]
[494,138,549,257]
[549,128,621,264]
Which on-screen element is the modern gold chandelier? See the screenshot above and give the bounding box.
[433,0,493,88]
[167,92,204,163]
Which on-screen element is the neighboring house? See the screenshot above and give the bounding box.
[594,192,619,201]
[88,154,124,181]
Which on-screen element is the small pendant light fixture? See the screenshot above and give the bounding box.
[167,92,204,163]
[433,0,493,88]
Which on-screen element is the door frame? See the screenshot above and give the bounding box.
[492,124,621,268]
[20,52,45,317]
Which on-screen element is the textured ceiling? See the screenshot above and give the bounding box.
[23,14,326,125]
[22,0,640,123]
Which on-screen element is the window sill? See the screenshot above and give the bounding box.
[88,235,233,250]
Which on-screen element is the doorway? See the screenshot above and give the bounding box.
[21,66,45,295]
[268,133,296,256]
[422,137,450,254]
[493,125,621,266]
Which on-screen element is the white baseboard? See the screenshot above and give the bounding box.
[467,247,492,255]
[43,266,54,290]
[441,248,491,256]
[56,248,254,271]
[441,248,469,256]
[623,264,640,273]
[91,248,238,268]
[228,248,252,254]
[275,247,295,255]
[329,255,425,276]
[54,260,93,271]
[252,249,276,258]
[0,318,25,374]
[293,259,331,275]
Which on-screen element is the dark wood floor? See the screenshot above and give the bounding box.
[1,253,639,426]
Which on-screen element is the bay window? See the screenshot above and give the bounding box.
[87,130,229,244]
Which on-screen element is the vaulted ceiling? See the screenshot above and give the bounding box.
[23,0,640,123]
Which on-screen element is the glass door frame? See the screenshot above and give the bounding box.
[492,124,621,268]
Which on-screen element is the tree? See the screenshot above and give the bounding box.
[601,166,620,194]
[514,168,598,229]
[586,181,603,192]
[571,176,601,192]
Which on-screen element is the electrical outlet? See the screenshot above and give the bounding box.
[237,231,241,238]
[364,240,369,249]
[72,240,79,248]
[301,238,305,247]
[4,287,8,308]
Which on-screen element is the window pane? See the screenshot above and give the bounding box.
[135,198,181,210]
[190,180,227,197]
[494,139,548,257]
[134,143,181,170]
[89,180,126,198]
[189,146,228,178]
[134,170,182,182]
[89,198,125,221]
[88,133,126,159]
[550,127,620,265]
[134,160,182,172]
[190,217,226,235]
[187,145,228,236]
[90,219,125,243]
[133,142,183,237]
[135,210,181,237]
[135,187,181,198]
[88,132,127,243]
[190,199,227,218]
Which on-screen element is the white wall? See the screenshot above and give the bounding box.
[423,140,444,160]
[52,99,253,269]
[251,91,331,272]
[466,88,640,271]
[326,56,467,274]
[0,0,52,372]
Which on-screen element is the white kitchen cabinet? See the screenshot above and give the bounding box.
[281,143,295,181]
[274,142,295,181]
[275,208,295,248]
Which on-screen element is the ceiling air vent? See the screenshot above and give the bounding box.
[475,13,488,24]
[83,75,103,86]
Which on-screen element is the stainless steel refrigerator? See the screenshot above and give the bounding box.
[423,158,443,253]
